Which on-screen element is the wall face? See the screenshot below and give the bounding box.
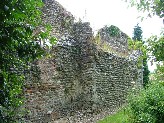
[24,0,141,122]
[98,26,129,53]
[93,51,137,109]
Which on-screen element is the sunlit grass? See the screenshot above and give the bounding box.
[98,108,129,123]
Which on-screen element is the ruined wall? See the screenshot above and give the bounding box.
[98,26,129,54]
[92,51,137,109]
[24,0,142,122]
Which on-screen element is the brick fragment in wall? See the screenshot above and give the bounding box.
[23,0,143,122]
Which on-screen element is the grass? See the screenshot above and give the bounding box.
[98,108,129,123]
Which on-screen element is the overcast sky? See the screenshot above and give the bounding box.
[56,0,163,71]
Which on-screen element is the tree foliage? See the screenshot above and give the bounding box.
[125,0,164,18]
[147,36,164,82]
[154,63,164,80]
[106,25,120,37]
[147,36,164,62]
[0,0,56,122]
[132,24,150,87]
[126,1,164,122]
[126,0,164,63]
[143,57,150,87]
[127,0,164,83]
[132,24,143,41]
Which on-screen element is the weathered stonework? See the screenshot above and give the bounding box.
[24,0,142,122]
[98,26,129,53]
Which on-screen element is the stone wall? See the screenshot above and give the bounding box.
[24,0,142,122]
[92,51,138,109]
[98,26,129,54]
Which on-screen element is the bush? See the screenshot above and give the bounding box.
[0,0,56,122]
[106,25,120,37]
[127,81,164,123]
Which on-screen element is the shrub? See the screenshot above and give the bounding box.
[0,0,56,122]
[127,81,164,123]
[106,25,120,37]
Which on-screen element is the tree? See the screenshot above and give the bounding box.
[0,0,56,122]
[126,1,164,122]
[132,24,143,41]
[107,25,120,37]
[153,37,164,61]
[132,24,150,87]
[126,0,164,84]
[125,0,164,18]
[147,36,164,62]
[147,36,164,81]
[126,0,163,63]
[143,57,150,87]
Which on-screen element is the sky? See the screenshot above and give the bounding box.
[56,0,163,72]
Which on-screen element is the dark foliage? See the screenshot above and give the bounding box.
[0,0,55,122]
[132,24,150,88]
[132,24,143,41]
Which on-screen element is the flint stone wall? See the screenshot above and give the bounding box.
[24,0,141,122]
[98,26,129,53]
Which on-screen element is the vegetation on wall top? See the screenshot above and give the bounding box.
[106,25,121,37]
